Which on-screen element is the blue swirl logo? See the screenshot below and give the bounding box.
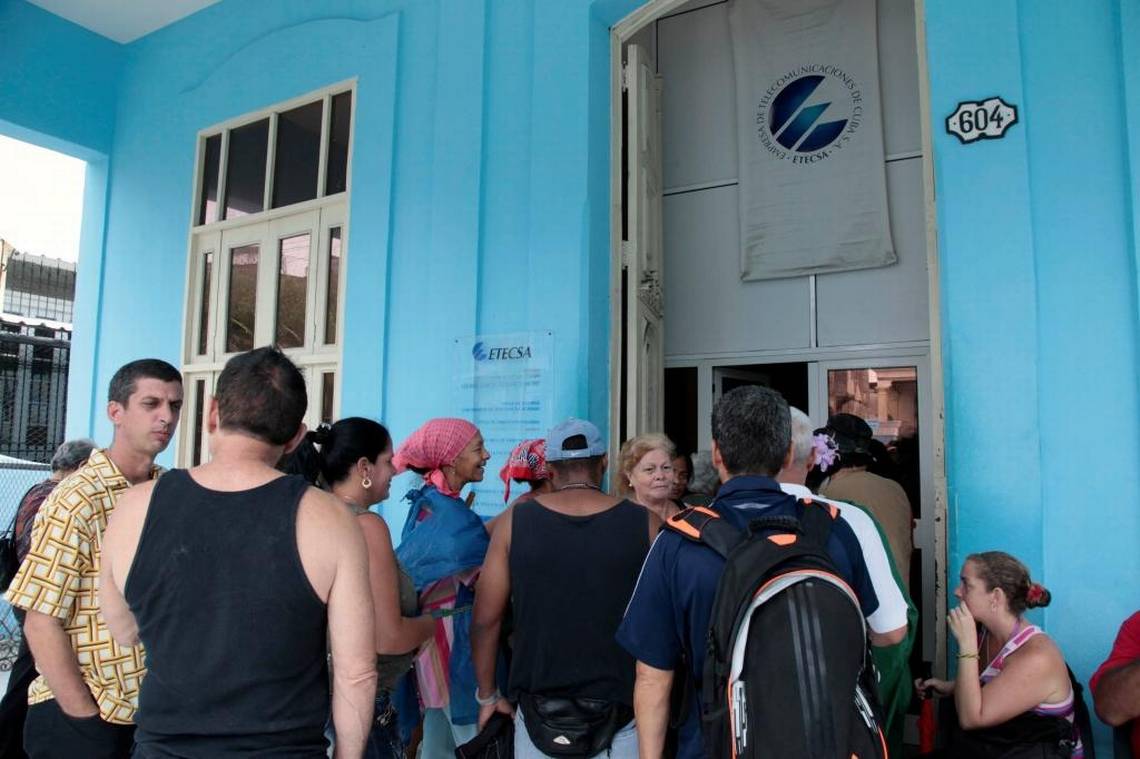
[472,342,489,361]
[770,75,847,152]
[758,66,863,163]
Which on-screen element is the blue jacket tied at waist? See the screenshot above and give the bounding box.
[396,484,489,725]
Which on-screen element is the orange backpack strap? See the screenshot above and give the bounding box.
[665,506,719,540]
[798,496,839,520]
[795,496,840,548]
[665,506,743,559]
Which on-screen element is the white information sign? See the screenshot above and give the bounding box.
[452,331,554,516]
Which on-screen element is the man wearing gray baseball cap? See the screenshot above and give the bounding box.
[471,418,661,758]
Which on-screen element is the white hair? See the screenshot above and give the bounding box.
[689,450,719,496]
[789,407,814,467]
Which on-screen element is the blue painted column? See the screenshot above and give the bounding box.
[1017,0,1140,701]
[339,16,401,419]
[1121,0,1140,331]
[926,1,1140,752]
[923,0,1044,578]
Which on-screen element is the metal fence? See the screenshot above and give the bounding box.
[0,326,70,669]
[0,460,50,670]
[0,326,71,463]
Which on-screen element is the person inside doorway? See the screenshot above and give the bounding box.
[668,452,691,501]
[617,433,680,520]
[817,413,914,594]
[779,407,912,756]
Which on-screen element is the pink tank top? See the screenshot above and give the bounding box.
[979,622,1082,757]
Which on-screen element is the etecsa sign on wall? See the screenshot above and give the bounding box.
[453,331,554,515]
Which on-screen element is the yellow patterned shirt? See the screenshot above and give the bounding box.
[5,449,159,724]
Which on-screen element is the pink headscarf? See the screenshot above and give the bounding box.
[393,418,480,498]
[499,439,548,503]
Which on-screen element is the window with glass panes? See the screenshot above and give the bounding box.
[180,85,353,466]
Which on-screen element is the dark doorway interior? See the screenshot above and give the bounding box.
[717,362,809,412]
[664,366,697,454]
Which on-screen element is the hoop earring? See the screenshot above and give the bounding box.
[362,476,372,490]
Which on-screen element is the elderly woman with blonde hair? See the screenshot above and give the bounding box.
[616,433,680,521]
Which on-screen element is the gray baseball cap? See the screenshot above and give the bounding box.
[544,418,606,461]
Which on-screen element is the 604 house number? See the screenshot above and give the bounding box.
[946,97,1018,144]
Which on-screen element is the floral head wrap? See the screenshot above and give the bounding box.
[499,439,548,503]
[393,418,480,497]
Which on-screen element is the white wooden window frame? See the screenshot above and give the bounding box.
[178,81,356,466]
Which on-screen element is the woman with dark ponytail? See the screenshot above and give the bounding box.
[915,551,1085,758]
[295,418,435,759]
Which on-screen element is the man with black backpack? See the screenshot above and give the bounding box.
[616,386,906,759]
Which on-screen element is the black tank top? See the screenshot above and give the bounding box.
[507,498,649,706]
[125,470,329,757]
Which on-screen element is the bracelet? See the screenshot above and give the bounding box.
[475,688,502,707]
[957,652,979,660]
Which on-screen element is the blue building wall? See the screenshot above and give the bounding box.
[0,0,123,438]
[926,0,1140,748]
[0,0,637,523]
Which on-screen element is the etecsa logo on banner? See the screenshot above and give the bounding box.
[757,65,864,164]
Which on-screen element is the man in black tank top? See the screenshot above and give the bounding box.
[100,347,377,758]
[471,419,661,759]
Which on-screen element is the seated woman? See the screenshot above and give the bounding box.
[916,551,1083,758]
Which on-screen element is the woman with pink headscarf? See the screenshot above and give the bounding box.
[393,418,491,757]
[499,438,552,507]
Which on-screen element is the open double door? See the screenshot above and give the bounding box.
[611,38,941,680]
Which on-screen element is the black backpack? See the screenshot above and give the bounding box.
[665,500,889,759]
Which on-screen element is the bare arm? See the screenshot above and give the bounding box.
[99,482,152,647]
[954,637,1067,730]
[357,514,434,654]
[634,661,673,759]
[471,505,513,728]
[318,497,377,758]
[98,561,138,646]
[1094,659,1140,726]
[23,611,99,717]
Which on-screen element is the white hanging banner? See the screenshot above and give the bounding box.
[729,0,896,280]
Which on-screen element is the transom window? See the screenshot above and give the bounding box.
[180,83,354,466]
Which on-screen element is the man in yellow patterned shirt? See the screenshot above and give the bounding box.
[5,359,182,759]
